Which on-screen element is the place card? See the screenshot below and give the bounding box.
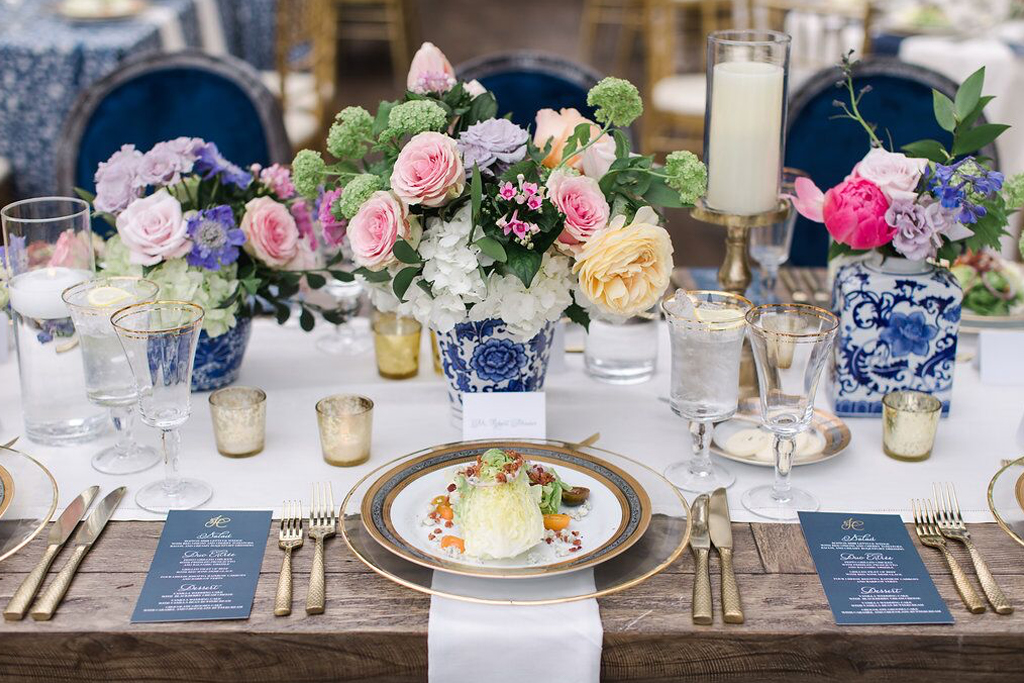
[799,511,953,625]
[462,392,546,440]
[979,331,1024,385]
[132,510,271,623]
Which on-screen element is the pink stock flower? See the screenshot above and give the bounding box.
[260,164,296,199]
[406,42,456,94]
[390,132,465,208]
[822,178,894,250]
[526,195,543,210]
[290,199,317,251]
[548,171,610,246]
[348,191,415,270]
[116,189,191,266]
[851,148,927,203]
[498,182,517,200]
[240,196,300,267]
[318,187,347,247]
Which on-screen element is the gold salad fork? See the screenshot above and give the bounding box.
[305,482,336,615]
[274,500,304,617]
[933,483,1013,614]
[912,498,985,614]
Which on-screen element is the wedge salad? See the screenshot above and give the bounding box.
[423,449,592,561]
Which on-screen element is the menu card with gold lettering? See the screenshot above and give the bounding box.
[132,510,272,623]
[799,512,953,625]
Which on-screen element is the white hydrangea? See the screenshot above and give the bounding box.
[470,251,574,338]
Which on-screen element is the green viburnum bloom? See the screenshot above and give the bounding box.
[291,149,326,198]
[338,174,382,219]
[587,77,643,128]
[1003,172,1024,210]
[664,151,707,205]
[327,106,374,160]
[381,100,447,141]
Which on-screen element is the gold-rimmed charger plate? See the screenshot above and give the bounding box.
[986,457,1024,548]
[342,438,691,605]
[360,440,652,579]
[711,398,851,467]
[0,443,58,563]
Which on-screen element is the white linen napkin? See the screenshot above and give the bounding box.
[428,570,603,683]
[142,4,186,51]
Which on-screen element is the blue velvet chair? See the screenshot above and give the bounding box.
[57,51,290,236]
[784,58,999,266]
[454,52,604,131]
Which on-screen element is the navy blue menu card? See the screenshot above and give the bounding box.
[132,510,272,623]
[799,511,954,625]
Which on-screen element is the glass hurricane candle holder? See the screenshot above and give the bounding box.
[316,394,373,467]
[882,391,941,461]
[373,312,421,379]
[209,386,267,458]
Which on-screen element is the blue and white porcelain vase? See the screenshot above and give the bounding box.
[437,318,556,423]
[831,254,961,417]
[191,315,253,392]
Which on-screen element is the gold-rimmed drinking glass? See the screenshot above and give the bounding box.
[62,276,161,474]
[111,301,211,513]
[209,386,267,457]
[742,303,838,521]
[662,290,752,493]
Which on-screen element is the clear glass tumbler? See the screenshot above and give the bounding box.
[584,308,659,384]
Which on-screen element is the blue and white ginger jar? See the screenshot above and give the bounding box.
[191,315,253,392]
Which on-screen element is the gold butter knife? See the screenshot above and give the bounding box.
[4,485,100,620]
[709,487,744,624]
[30,487,126,621]
[689,494,713,625]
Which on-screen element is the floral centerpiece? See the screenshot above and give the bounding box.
[793,57,1024,415]
[84,138,343,390]
[292,42,707,415]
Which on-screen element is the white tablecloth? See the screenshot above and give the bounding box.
[0,319,1020,523]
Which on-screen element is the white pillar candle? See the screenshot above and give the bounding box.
[8,267,92,320]
[705,61,785,216]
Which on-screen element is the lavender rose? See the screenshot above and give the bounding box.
[886,200,933,260]
[135,138,201,188]
[94,144,143,214]
[457,119,529,174]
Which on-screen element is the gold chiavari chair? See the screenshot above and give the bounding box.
[580,0,646,74]
[332,0,419,86]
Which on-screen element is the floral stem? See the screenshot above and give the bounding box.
[845,77,881,147]
[553,121,612,172]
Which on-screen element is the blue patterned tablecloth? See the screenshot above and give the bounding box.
[0,0,277,199]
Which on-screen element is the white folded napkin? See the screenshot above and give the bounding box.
[428,570,603,683]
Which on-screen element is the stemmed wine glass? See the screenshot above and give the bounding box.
[748,168,805,302]
[662,290,752,493]
[742,303,838,521]
[316,240,371,355]
[111,301,212,513]
[62,276,160,474]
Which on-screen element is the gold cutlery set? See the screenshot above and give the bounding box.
[690,487,744,625]
[4,485,125,621]
[275,482,336,616]
[912,483,1013,615]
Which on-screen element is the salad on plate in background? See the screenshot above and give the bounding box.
[952,251,1024,318]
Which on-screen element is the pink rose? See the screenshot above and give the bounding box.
[407,42,456,94]
[348,191,415,270]
[240,196,300,267]
[116,189,190,266]
[286,239,319,272]
[580,131,616,179]
[548,171,610,245]
[822,178,894,250]
[851,148,927,203]
[390,132,465,208]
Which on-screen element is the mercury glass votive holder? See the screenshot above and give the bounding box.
[882,391,941,462]
[209,387,267,458]
[316,394,374,467]
[373,312,421,379]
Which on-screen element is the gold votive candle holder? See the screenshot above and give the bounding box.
[882,391,941,462]
[316,394,374,466]
[430,330,443,375]
[373,312,421,379]
[209,386,267,458]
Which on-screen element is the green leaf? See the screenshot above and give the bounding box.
[328,269,355,282]
[504,247,542,288]
[565,302,590,331]
[959,95,995,129]
[372,100,399,139]
[901,139,949,163]
[475,236,507,262]
[241,277,260,295]
[954,67,985,121]
[354,266,392,283]
[299,306,315,332]
[471,163,483,225]
[952,123,1010,157]
[642,177,685,208]
[464,92,498,128]
[273,302,291,325]
[74,187,96,203]
[393,239,421,264]
[392,266,419,301]
[416,279,434,298]
[933,90,956,132]
[827,241,858,261]
[612,130,631,159]
[305,272,327,289]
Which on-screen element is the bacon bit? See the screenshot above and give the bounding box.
[496,473,507,483]
[569,547,579,552]
[447,483,456,492]
[445,521,453,528]
[434,528,442,534]
[428,534,435,541]
[573,539,581,546]
[572,531,580,537]
[528,465,555,486]
[545,538,553,544]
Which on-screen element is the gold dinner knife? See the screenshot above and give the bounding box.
[709,487,744,624]
[689,494,713,625]
[4,485,101,621]
[30,486,126,621]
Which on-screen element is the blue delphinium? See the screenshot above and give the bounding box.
[194,142,253,189]
[929,158,1004,225]
[186,205,246,270]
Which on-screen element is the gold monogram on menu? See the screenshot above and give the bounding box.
[841,518,864,531]
[205,515,231,528]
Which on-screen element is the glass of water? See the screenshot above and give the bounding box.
[62,277,160,474]
[662,290,752,492]
[748,168,805,302]
[112,301,210,513]
[317,278,371,355]
[584,308,659,384]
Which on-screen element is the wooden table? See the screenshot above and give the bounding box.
[2,520,1023,682]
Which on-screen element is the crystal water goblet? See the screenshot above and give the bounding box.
[316,278,371,355]
[662,290,752,493]
[111,301,211,513]
[742,303,838,521]
[62,276,160,474]
[748,168,805,302]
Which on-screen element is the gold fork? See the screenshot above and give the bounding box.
[912,498,985,614]
[274,500,304,617]
[305,482,336,615]
[933,483,1013,614]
